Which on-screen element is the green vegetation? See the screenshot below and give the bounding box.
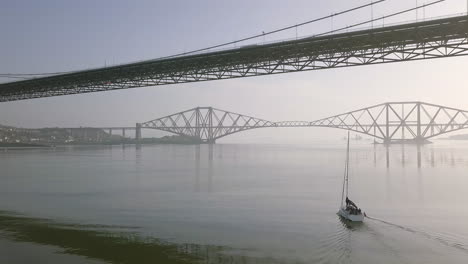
[0,122,204,146]
[0,211,205,264]
[0,211,278,263]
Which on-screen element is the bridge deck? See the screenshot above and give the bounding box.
[1,15,468,102]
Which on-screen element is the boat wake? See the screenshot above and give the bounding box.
[313,221,352,264]
[365,215,468,254]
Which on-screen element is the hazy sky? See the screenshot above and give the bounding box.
[1,0,468,143]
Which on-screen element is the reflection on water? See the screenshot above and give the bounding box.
[2,141,468,263]
[194,145,214,193]
[367,143,468,169]
[366,215,468,254]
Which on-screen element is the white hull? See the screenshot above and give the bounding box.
[338,207,364,222]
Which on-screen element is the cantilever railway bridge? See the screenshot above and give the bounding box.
[138,102,468,144]
[1,15,468,102]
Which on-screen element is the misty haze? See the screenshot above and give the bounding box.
[1,1,468,263]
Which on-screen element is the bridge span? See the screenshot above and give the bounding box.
[1,15,468,102]
[138,102,468,144]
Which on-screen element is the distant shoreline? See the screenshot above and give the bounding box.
[0,142,51,148]
[0,139,202,150]
[440,135,468,140]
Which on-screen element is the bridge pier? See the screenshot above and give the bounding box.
[383,137,391,145]
[135,123,142,143]
[203,139,216,144]
[380,137,431,145]
[413,136,432,145]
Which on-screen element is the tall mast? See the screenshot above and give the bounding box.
[340,131,350,208]
[346,130,350,198]
[340,156,347,207]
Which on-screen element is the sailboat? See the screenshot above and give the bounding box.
[338,131,365,222]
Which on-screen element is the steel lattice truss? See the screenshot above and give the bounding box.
[275,121,311,127]
[141,102,468,143]
[1,15,468,102]
[140,107,276,143]
[310,102,468,143]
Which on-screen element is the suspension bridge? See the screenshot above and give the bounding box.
[0,10,467,102]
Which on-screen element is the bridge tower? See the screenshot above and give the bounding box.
[384,103,390,144]
[381,102,426,144]
[415,102,423,144]
[194,107,216,144]
[139,107,275,143]
[207,107,215,144]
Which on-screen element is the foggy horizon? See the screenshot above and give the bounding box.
[1,0,468,143]
[3,1,468,263]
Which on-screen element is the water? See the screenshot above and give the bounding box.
[1,141,468,263]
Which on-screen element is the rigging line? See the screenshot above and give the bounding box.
[346,130,350,198]
[313,0,445,38]
[153,1,386,60]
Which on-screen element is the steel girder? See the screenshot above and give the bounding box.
[310,102,468,143]
[140,107,276,143]
[1,15,468,102]
[275,121,311,127]
[141,102,468,143]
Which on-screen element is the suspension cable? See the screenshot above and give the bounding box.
[0,0,448,79]
[313,0,445,38]
[0,0,387,79]
[153,1,386,60]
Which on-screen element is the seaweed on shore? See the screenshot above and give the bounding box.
[0,211,206,264]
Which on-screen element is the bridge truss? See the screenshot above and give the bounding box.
[140,107,276,143]
[1,15,468,102]
[311,102,468,143]
[140,102,468,143]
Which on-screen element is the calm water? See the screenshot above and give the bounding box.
[1,141,468,263]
